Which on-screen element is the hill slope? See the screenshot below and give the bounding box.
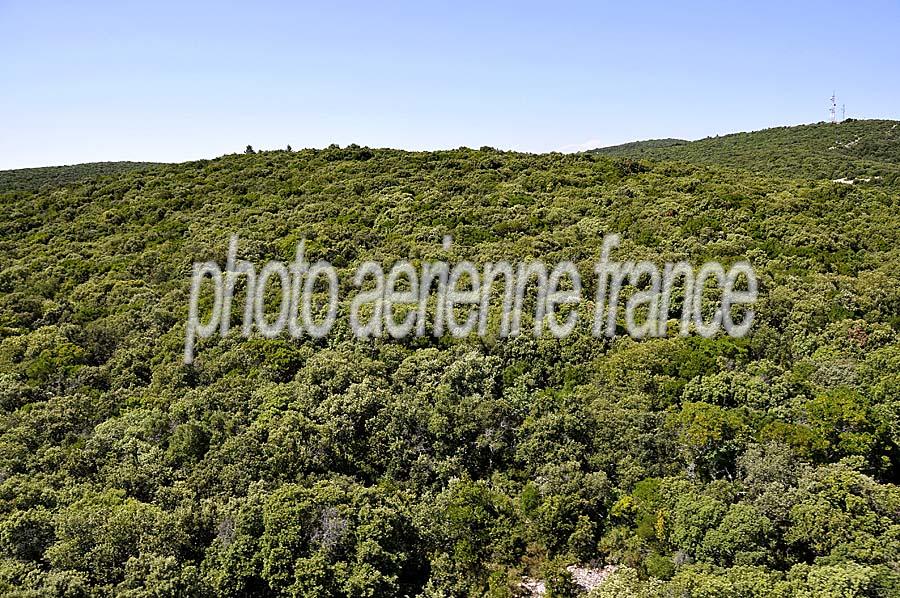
[0,161,162,193]
[1,142,900,595]
[594,119,900,183]
[588,138,688,154]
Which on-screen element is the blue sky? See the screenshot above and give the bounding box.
[1,0,898,169]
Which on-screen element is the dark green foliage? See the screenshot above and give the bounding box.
[594,119,900,184]
[0,162,161,194]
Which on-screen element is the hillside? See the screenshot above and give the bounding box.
[1,140,900,596]
[588,138,688,154]
[594,119,900,184]
[0,161,162,193]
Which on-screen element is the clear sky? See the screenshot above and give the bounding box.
[2,0,898,169]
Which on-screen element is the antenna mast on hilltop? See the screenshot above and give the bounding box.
[829,92,837,123]
[841,104,846,121]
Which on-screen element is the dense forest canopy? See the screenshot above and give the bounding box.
[593,119,900,184]
[1,120,899,596]
[0,162,162,194]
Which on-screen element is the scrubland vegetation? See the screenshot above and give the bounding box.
[1,120,899,596]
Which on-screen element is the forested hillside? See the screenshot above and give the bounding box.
[594,119,900,184]
[1,136,900,596]
[0,162,161,194]
[587,138,688,155]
